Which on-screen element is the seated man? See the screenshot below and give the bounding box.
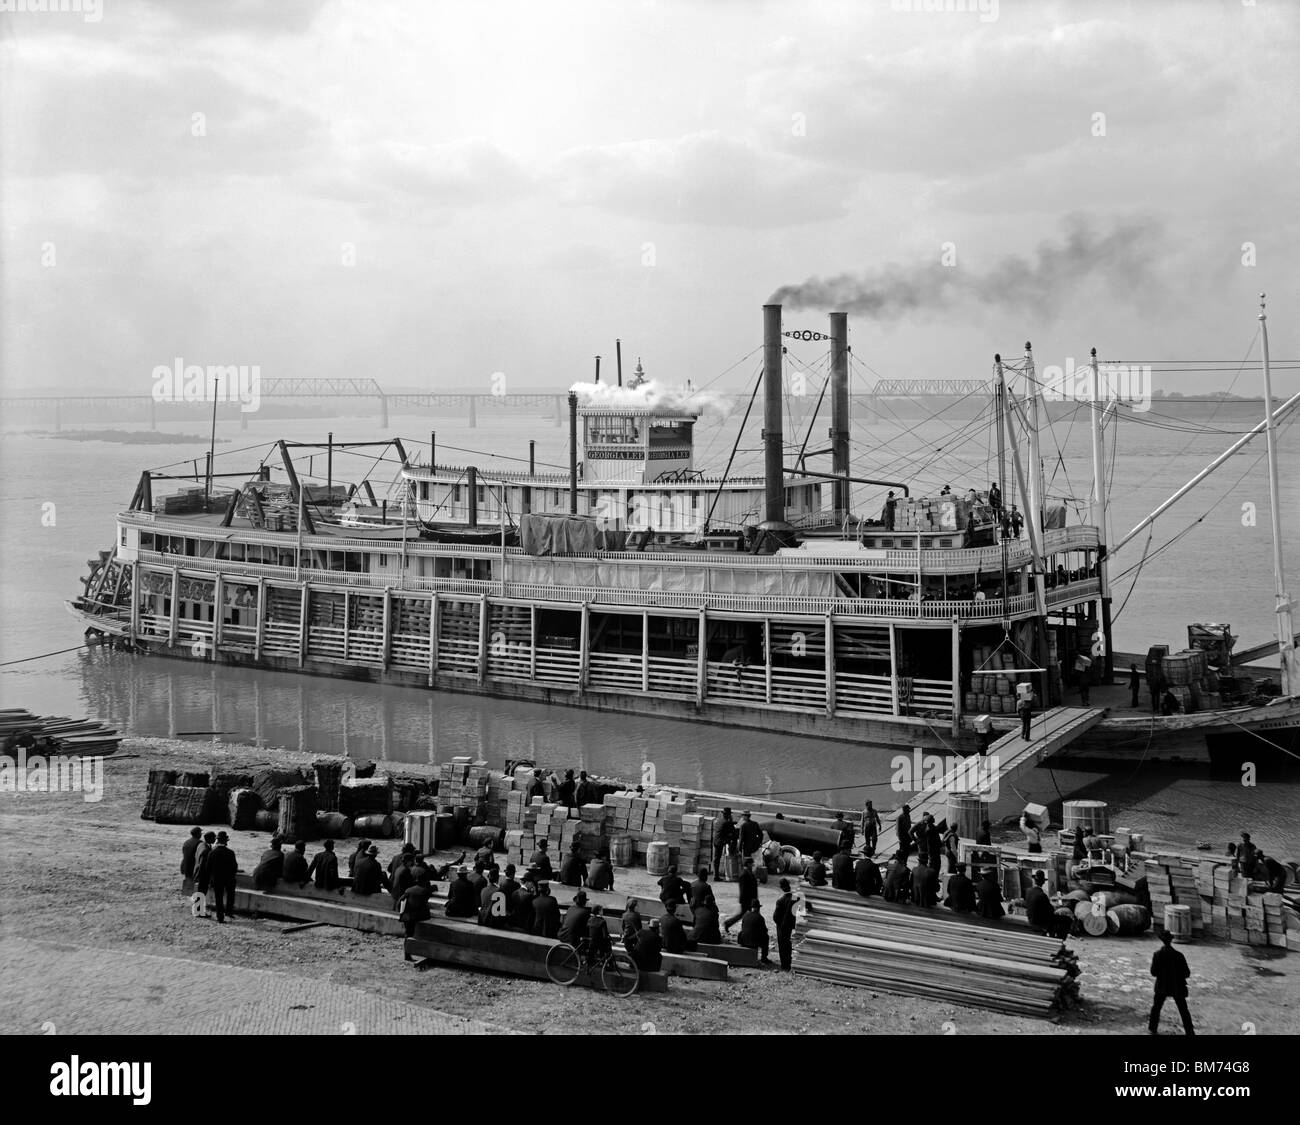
[252,837,285,891]
[736,900,770,965]
[444,867,478,917]
[585,904,612,964]
[282,839,309,885]
[559,842,587,888]
[629,919,663,972]
[803,852,829,887]
[586,850,615,892]
[691,897,723,945]
[558,890,592,946]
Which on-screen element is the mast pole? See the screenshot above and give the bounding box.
[1088,348,1114,684]
[207,373,219,504]
[1258,294,1297,695]
[994,356,1007,521]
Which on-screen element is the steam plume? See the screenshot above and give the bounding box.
[568,378,731,416]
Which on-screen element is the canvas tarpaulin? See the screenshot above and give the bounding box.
[521,514,600,555]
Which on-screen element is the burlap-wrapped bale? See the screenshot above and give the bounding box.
[312,757,346,812]
[251,768,307,810]
[210,771,254,806]
[339,776,392,817]
[278,784,318,843]
[228,787,261,830]
[176,771,210,788]
[390,775,429,812]
[142,769,179,820]
[155,785,223,825]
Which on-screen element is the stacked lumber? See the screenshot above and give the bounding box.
[0,709,123,756]
[794,887,1079,1017]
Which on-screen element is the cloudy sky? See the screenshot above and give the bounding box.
[2,0,1297,398]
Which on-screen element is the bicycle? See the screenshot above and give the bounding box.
[544,938,641,997]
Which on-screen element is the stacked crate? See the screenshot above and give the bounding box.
[679,813,716,874]
[599,788,691,868]
[577,803,609,860]
[484,771,516,829]
[436,757,489,822]
[1246,892,1287,948]
[1144,855,1203,935]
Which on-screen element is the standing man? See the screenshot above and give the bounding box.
[1148,930,1195,1035]
[1019,813,1043,854]
[772,879,797,971]
[307,839,340,890]
[193,830,215,895]
[882,490,897,531]
[180,827,203,881]
[862,800,882,856]
[832,812,855,855]
[738,810,763,869]
[911,816,933,872]
[397,881,432,938]
[557,769,577,809]
[940,821,960,873]
[1129,663,1142,708]
[714,808,739,881]
[725,857,759,933]
[1017,685,1034,742]
[988,481,1002,516]
[1074,651,1093,706]
[207,831,238,924]
[1009,504,1023,538]
[391,853,417,909]
[574,770,597,808]
[896,804,913,860]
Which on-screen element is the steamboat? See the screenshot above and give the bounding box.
[68,303,1300,768]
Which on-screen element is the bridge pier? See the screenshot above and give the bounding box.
[555,395,564,427]
[378,393,389,429]
[149,397,157,430]
[468,396,477,428]
[54,400,61,432]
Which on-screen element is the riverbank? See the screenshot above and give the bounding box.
[1,736,1295,1036]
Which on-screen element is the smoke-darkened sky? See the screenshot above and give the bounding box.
[2,0,1297,397]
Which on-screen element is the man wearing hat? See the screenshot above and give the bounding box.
[391,852,417,909]
[510,874,537,932]
[772,878,798,971]
[585,904,612,964]
[207,831,238,923]
[352,845,391,897]
[620,897,643,945]
[252,836,285,891]
[348,838,371,879]
[738,810,763,868]
[445,867,478,918]
[1149,929,1195,1035]
[530,881,560,938]
[193,830,216,896]
[943,862,976,913]
[1023,870,1056,934]
[862,800,882,856]
[975,867,1005,920]
[630,918,663,972]
[307,839,341,890]
[558,890,592,946]
[658,900,695,954]
[714,808,738,881]
[832,812,855,854]
[736,899,771,964]
[529,839,554,880]
[283,839,309,885]
[389,841,416,879]
[180,826,204,881]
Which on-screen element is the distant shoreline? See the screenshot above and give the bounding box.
[44,429,228,445]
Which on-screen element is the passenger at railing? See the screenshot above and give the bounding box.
[1009,505,1024,538]
[941,485,952,496]
[882,490,897,531]
[965,487,978,503]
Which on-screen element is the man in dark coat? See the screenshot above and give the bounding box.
[529,840,554,880]
[659,901,696,954]
[911,860,938,907]
[1258,853,1288,892]
[854,855,883,898]
[738,810,763,862]
[586,905,612,963]
[307,839,341,890]
[940,822,960,873]
[883,853,911,902]
[353,846,391,897]
[389,842,416,879]
[833,812,855,854]
[207,832,238,923]
[975,868,1005,920]
[530,883,561,939]
[180,827,203,880]
[252,838,285,891]
[772,879,797,971]
[737,900,771,964]
[559,842,587,888]
[478,871,509,928]
[630,919,663,972]
[348,839,371,878]
[803,852,828,888]
[657,866,690,907]
[557,769,577,808]
[397,881,432,938]
[574,770,597,808]
[498,863,520,904]
[510,877,537,932]
[1148,930,1195,1035]
[282,839,309,885]
[558,891,592,946]
[444,868,478,918]
[1023,871,1056,934]
[714,808,739,879]
[193,830,216,893]
[943,862,977,913]
[691,898,723,945]
[831,844,855,891]
[469,861,488,897]
[620,898,643,945]
[586,851,614,891]
[528,771,546,801]
[689,867,714,909]
[390,853,417,909]
[896,805,913,860]
[1129,663,1142,707]
[725,858,759,932]
[911,816,933,872]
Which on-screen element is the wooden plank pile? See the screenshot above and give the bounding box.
[0,709,123,756]
[793,887,1079,1017]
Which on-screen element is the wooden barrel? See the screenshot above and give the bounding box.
[1062,800,1110,837]
[468,825,502,852]
[353,813,393,839]
[315,811,353,839]
[989,695,1003,714]
[611,835,635,867]
[995,677,1010,695]
[404,810,437,854]
[253,809,279,833]
[1091,889,1139,911]
[1074,899,1109,936]
[435,812,455,849]
[646,840,671,876]
[278,785,318,843]
[1164,904,1192,942]
[964,692,978,710]
[947,794,988,840]
[1107,904,1151,936]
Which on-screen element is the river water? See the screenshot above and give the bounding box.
[2,397,1297,855]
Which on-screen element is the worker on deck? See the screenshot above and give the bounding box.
[252,838,285,891]
[737,900,771,965]
[944,862,977,913]
[659,901,696,954]
[714,808,739,880]
[207,832,238,924]
[658,865,691,907]
[557,769,577,808]
[180,827,203,880]
[558,890,591,946]
[862,800,882,856]
[831,844,855,891]
[353,845,391,897]
[692,896,723,945]
[1073,651,1094,706]
[348,839,371,879]
[854,854,882,898]
[988,482,1002,514]
[724,857,760,934]
[882,490,897,530]
[1009,504,1023,538]
[975,867,1005,920]
[911,858,938,907]
[1129,664,1142,707]
[883,852,911,902]
[307,839,341,891]
[559,841,587,887]
[282,840,309,885]
[803,851,828,887]
[772,879,798,971]
[833,812,854,854]
[529,839,554,880]
[896,804,913,860]
[1148,930,1195,1035]
[444,867,478,917]
[630,919,664,972]
[738,810,763,867]
[574,770,597,808]
[1016,686,1034,741]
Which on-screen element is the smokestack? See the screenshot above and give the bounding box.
[467,465,478,527]
[594,355,601,384]
[529,439,535,475]
[430,430,436,469]
[762,303,786,526]
[568,391,579,514]
[829,312,849,515]
[616,339,623,387]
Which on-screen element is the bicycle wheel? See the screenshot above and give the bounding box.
[545,942,582,986]
[600,950,641,997]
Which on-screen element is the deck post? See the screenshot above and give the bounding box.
[169,567,179,645]
[254,578,265,660]
[764,618,773,704]
[529,604,537,680]
[696,607,707,706]
[478,594,490,684]
[642,610,650,693]
[824,614,835,716]
[342,589,351,662]
[381,589,392,669]
[130,561,141,643]
[950,616,961,737]
[213,573,224,651]
[299,583,310,667]
[578,602,590,692]
[888,622,899,716]
[428,593,440,686]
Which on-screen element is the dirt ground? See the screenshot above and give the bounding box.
[1,736,1296,1036]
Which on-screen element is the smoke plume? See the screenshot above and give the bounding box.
[769,214,1164,319]
[568,378,732,416]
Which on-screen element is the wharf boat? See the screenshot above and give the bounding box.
[67,302,1299,768]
